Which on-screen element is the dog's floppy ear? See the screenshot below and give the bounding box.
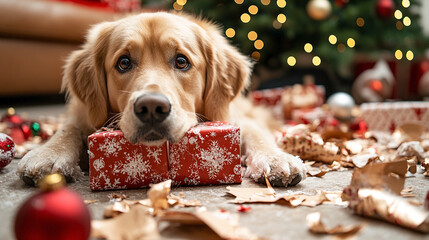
[62,22,114,128]
[201,23,253,121]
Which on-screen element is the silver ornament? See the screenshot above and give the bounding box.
[327,92,355,121]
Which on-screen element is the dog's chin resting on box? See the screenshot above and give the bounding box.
[17,12,306,187]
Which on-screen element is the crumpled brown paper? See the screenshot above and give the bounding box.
[93,179,203,239]
[343,160,429,233]
[159,208,262,240]
[395,141,426,164]
[306,212,364,236]
[226,186,344,207]
[348,159,407,195]
[148,180,171,215]
[344,188,429,233]
[92,205,159,240]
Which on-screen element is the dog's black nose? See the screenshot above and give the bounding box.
[134,93,171,123]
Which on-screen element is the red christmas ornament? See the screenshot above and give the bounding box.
[376,0,395,19]
[14,174,91,240]
[0,133,15,169]
[20,124,32,140]
[335,0,349,8]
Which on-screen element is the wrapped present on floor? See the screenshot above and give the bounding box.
[282,84,325,120]
[360,102,429,132]
[169,122,241,186]
[251,82,325,121]
[88,130,170,191]
[88,122,241,191]
[251,87,284,120]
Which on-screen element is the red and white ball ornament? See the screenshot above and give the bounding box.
[0,133,15,169]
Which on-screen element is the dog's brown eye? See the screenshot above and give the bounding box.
[175,55,190,70]
[116,55,132,73]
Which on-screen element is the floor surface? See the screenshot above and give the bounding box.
[0,104,428,240]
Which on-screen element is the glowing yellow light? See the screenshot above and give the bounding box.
[328,35,337,44]
[251,51,261,61]
[403,16,411,26]
[173,2,183,10]
[337,43,346,53]
[394,10,402,19]
[402,0,410,8]
[277,14,287,23]
[177,0,187,6]
[248,31,258,41]
[406,50,414,61]
[273,20,282,29]
[241,13,251,23]
[347,38,355,48]
[287,56,296,66]
[235,0,244,4]
[261,0,271,5]
[396,21,403,30]
[277,0,286,8]
[248,5,259,15]
[312,56,321,66]
[225,28,235,38]
[356,17,365,27]
[304,43,313,53]
[395,50,403,60]
[254,39,264,50]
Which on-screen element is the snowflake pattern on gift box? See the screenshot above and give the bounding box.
[199,140,234,179]
[113,151,152,185]
[89,130,169,190]
[90,171,124,190]
[97,135,126,157]
[147,147,163,164]
[169,122,241,185]
[93,158,105,171]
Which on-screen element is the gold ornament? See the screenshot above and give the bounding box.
[306,0,332,21]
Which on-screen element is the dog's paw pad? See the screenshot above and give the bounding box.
[247,150,306,187]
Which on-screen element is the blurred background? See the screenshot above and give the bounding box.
[1,0,429,106]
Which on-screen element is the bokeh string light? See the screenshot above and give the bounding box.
[209,0,416,66]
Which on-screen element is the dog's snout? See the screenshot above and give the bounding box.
[134,93,171,123]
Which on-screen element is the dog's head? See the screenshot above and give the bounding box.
[63,12,252,145]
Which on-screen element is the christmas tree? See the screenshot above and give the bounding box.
[164,0,429,81]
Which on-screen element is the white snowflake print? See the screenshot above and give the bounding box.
[98,137,123,157]
[199,140,233,179]
[184,161,201,185]
[117,151,152,184]
[218,174,236,184]
[90,171,123,190]
[147,148,163,164]
[224,129,240,146]
[93,158,105,171]
[233,164,242,176]
[87,150,95,161]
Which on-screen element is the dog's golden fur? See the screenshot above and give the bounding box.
[18,12,305,187]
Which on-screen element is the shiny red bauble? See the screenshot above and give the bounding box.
[0,133,15,169]
[14,175,91,240]
[376,0,395,19]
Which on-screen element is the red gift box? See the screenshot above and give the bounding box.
[360,102,429,132]
[169,122,242,186]
[88,130,170,190]
[88,122,241,190]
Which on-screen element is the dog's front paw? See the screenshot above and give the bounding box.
[17,146,82,186]
[244,149,306,187]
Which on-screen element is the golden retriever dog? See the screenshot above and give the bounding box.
[17,12,306,187]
